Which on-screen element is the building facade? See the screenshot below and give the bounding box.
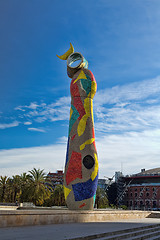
[118,168,160,210]
[47,170,64,189]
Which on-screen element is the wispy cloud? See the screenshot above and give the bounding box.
[0,143,66,177]
[28,128,46,133]
[3,76,160,137]
[0,130,159,178]
[95,76,160,106]
[97,128,160,177]
[24,121,32,125]
[15,102,42,111]
[15,97,70,124]
[94,75,160,135]
[0,121,19,130]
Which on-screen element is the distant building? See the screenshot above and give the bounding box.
[47,170,64,189]
[98,179,108,190]
[117,168,160,210]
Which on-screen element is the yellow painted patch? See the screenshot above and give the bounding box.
[91,153,98,181]
[77,97,90,136]
[91,100,94,125]
[69,108,73,120]
[63,185,71,200]
[91,81,97,99]
[80,138,95,151]
[73,70,87,84]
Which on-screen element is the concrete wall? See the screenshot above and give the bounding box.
[0,206,18,211]
[0,210,152,228]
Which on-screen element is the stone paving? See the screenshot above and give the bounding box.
[1,218,160,240]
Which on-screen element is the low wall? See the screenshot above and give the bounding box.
[0,206,18,211]
[0,209,152,228]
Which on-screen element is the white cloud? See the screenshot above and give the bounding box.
[94,75,160,135]
[28,128,46,133]
[0,144,66,177]
[24,121,32,125]
[0,129,159,178]
[0,121,19,129]
[15,102,40,111]
[57,136,68,144]
[13,76,160,131]
[34,117,47,123]
[14,106,25,111]
[95,104,160,134]
[95,75,160,106]
[15,97,70,124]
[27,102,39,110]
[97,128,160,178]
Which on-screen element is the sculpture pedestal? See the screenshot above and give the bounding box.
[0,209,152,227]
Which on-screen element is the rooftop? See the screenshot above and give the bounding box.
[125,168,160,178]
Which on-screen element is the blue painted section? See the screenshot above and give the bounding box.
[81,79,92,95]
[69,105,79,135]
[93,194,96,206]
[65,136,70,166]
[72,174,98,201]
[83,58,88,69]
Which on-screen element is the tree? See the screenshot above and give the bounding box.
[19,172,31,202]
[52,185,65,206]
[107,182,117,206]
[0,176,8,202]
[11,175,21,202]
[95,187,109,208]
[28,168,51,205]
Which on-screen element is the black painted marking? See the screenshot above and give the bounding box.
[83,155,95,169]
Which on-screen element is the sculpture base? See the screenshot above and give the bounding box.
[0,209,153,228]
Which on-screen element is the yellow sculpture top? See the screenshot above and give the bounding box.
[56,43,74,60]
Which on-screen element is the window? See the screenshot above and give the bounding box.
[140,201,143,206]
[135,188,137,191]
[135,193,137,197]
[146,192,150,197]
[153,201,157,208]
[146,200,150,205]
[146,188,150,191]
[130,192,133,197]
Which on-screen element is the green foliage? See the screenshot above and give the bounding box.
[0,176,8,202]
[44,185,65,207]
[120,205,128,210]
[28,168,52,205]
[0,168,53,206]
[95,186,109,209]
[52,185,65,206]
[110,204,117,209]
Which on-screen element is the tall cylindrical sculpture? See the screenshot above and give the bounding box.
[57,44,98,210]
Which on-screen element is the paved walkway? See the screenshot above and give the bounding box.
[0,218,160,240]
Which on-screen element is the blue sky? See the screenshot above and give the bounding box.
[0,0,160,178]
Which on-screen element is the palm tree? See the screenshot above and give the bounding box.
[19,172,31,202]
[95,186,109,209]
[52,185,65,206]
[4,177,13,202]
[28,168,51,205]
[11,175,21,203]
[0,176,8,202]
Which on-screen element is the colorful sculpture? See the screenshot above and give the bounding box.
[57,44,98,210]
